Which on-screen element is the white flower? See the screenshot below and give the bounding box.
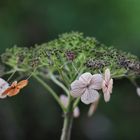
[60,95,80,118]
[136,87,140,97]
[102,69,113,102]
[0,78,9,99]
[71,72,102,104]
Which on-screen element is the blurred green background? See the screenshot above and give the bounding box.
[0,0,140,140]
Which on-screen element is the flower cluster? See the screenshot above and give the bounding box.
[71,68,113,104]
[0,32,139,120]
[1,32,140,80]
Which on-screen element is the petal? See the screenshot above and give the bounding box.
[102,80,108,94]
[73,107,80,118]
[60,95,68,107]
[104,92,110,102]
[136,87,140,97]
[71,80,86,97]
[7,88,20,97]
[17,80,28,89]
[91,74,103,90]
[81,89,99,105]
[11,81,17,87]
[108,79,113,94]
[88,98,99,117]
[0,78,9,99]
[102,79,113,95]
[79,72,92,85]
[105,68,111,82]
[2,87,12,96]
[0,94,7,99]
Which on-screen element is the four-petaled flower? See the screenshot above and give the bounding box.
[60,95,80,118]
[2,80,28,97]
[71,72,102,104]
[102,68,113,102]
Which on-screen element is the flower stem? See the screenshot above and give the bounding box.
[33,74,66,112]
[60,96,74,140]
[7,70,16,82]
[50,73,69,95]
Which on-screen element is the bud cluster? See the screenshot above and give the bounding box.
[0,32,139,79]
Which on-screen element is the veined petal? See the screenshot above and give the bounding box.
[104,92,110,102]
[108,79,113,94]
[81,89,99,105]
[79,72,92,85]
[71,80,86,97]
[105,68,111,82]
[102,80,108,94]
[102,69,113,102]
[91,74,103,89]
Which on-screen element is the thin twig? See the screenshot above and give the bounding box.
[50,73,70,95]
[33,74,66,112]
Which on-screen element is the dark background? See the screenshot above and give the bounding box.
[0,0,140,140]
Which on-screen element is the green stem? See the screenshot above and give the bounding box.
[60,96,74,140]
[72,62,79,74]
[55,64,70,87]
[73,97,80,109]
[3,68,26,76]
[7,70,16,82]
[33,74,66,112]
[50,73,69,95]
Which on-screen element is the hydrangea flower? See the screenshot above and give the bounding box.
[71,72,102,104]
[102,69,113,102]
[2,80,28,97]
[0,78,9,98]
[60,95,80,118]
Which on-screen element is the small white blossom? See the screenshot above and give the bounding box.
[102,69,113,102]
[136,88,140,97]
[60,95,80,118]
[71,72,102,104]
[0,78,9,99]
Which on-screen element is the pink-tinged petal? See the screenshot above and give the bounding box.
[104,92,110,102]
[0,78,9,99]
[79,72,92,85]
[102,79,113,95]
[108,79,113,94]
[81,89,99,105]
[102,69,113,102]
[73,107,80,118]
[71,80,86,97]
[88,97,99,117]
[102,80,108,94]
[60,95,68,107]
[105,68,111,82]
[136,88,140,97]
[91,74,103,90]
